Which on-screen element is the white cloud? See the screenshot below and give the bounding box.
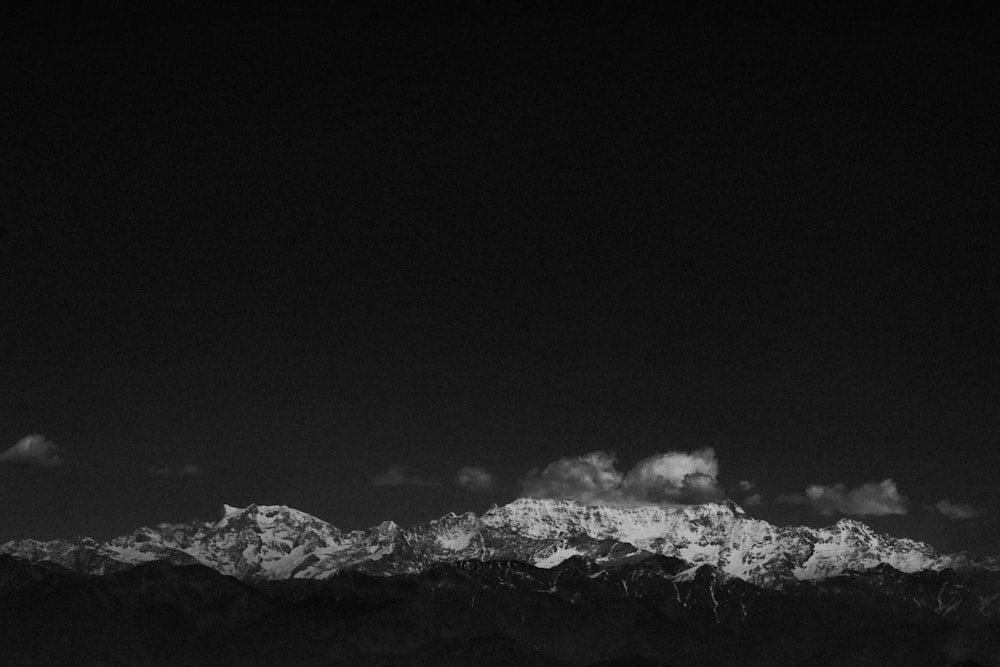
[738,480,756,492]
[371,464,440,487]
[521,448,724,506]
[744,493,763,507]
[148,463,204,478]
[0,434,64,467]
[933,499,985,520]
[778,479,908,516]
[455,465,495,492]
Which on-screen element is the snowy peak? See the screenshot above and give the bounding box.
[833,517,872,532]
[723,499,747,518]
[221,504,244,519]
[215,503,333,530]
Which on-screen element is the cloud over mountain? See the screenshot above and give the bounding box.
[0,434,65,467]
[455,465,495,492]
[779,479,908,516]
[371,464,440,487]
[521,448,723,506]
[932,498,985,520]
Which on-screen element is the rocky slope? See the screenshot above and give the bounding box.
[0,498,978,587]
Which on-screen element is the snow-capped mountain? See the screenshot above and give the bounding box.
[478,498,950,585]
[0,498,972,585]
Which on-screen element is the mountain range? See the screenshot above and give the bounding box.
[3,499,1000,665]
[1,498,980,585]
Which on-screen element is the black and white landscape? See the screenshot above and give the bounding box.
[6,2,1000,665]
[3,499,1000,665]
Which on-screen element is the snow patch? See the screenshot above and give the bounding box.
[436,532,473,551]
[534,547,583,569]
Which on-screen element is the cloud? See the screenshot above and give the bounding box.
[455,465,495,492]
[371,464,440,487]
[744,493,763,507]
[148,463,204,478]
[0,434,65,467]
[624,449,723,503]
[738,480,756,492]
[522,451,623,504]
[521,448,724,506]
[778,479,908,516]
[932,499,985,520]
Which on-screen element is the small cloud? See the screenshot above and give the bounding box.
[371,464,440,487]
[744,493,763,507]
[932,499,986,520]
[738,480,756,492]
[0,434,65,467]
[521,448,724,506]
[778,479,908,516]
[148,463,204,478]
[455,465,495,492]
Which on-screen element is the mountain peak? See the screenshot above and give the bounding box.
[723,499,747,518]
[215,504,328,530]
[832,517,875,533]
[375,519,401,533]
[221,504,244,518]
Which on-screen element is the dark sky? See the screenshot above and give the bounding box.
[3,3,999,555]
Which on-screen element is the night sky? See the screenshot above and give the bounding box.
[3,3,999,556]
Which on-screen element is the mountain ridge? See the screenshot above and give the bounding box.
[6,549,993,666]
[1,498,990,586]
